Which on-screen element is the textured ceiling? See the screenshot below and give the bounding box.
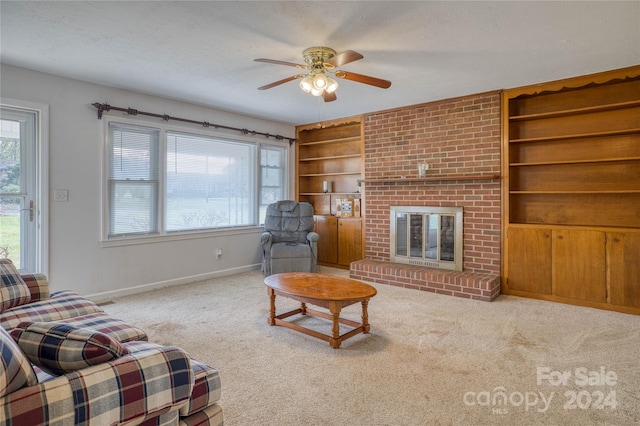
[1,1,639,125]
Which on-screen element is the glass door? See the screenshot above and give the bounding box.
[0,107,39,272]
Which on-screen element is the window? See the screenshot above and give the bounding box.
[259,145,286,224]
[105,121,287,240]
[166,131,255,231]
[107,123,159,237]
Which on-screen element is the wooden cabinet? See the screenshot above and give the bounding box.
[337,218,363,267]
[552,229,606,303]
[608,232,640,309]
[315,215,338,265]
[297,116,365,269]
[506,227,552,295]
[314,215,363,269]
[502,65,640,315]
[507,227,624,306]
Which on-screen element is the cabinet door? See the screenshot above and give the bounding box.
[553,229,606,302]
[338,218,363,266]
[506,227,552,294]
[315,215,338,264]
[608,232,640,309]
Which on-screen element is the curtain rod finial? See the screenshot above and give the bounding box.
[93,102,111,119]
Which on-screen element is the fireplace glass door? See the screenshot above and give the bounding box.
[395,213,408,256]
[405,213,455,262]
[439,215,455,261]
[410,214,423,258]
[425,214,438,260]
[392,207,462,271]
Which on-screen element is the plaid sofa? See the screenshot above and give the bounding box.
[0,259,223,425]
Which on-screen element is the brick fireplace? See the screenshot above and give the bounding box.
[350,91,502,301]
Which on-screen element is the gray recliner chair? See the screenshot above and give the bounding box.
[261,200,319,276]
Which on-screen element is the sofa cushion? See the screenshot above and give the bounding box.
[10,322,131,375]
[0,290,105,331]
[271,242,312,259]
[57,311,148,343]
[0,326,37,398]
[0,259,31,312]
[19,273,49,303]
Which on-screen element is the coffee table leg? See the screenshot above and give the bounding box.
[300,302,307,315]
[267,288,276,326]
[329,301,341,349]
[362,299,370,333]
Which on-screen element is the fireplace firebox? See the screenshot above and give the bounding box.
[390,206,463,271]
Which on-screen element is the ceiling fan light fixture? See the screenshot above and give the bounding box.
[310,87,323,97]
[312,73,328,90]
[325,77,338,94]
[299,76,313,93]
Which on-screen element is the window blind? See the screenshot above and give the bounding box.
[107,123,159,236]
[165,131,256,231]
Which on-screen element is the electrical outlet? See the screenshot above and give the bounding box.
[216,249,223,259]
[54,189,69,202]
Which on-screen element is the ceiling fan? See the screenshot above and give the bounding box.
[255,46,391,102]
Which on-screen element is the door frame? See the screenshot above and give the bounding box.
[0,98,49,275]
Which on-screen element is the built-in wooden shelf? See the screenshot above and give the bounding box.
[299,154,361,162]
[510,157,640,167]
[358,174,500,184]
[502,66,640,316]
[509,100,640,121]
[509,128,640,144]
[296,116,365,269]
[298,136,361,146]
[299,171,361,177]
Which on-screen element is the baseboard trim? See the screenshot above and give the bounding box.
[87,264,261,302]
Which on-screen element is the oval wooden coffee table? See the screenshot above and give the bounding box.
[264,272,377,349]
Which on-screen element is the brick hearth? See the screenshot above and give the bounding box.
[352,90,502,301]
[351,259,501,301]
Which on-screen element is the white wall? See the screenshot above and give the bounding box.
[1,64,295,299]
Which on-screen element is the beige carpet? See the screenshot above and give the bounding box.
[102,267,640,425]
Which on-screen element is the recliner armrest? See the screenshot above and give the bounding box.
[307,232,320,243]
[260,232,273,246]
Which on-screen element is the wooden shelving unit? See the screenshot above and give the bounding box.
[296,116,365,269]
[502,65,640,315]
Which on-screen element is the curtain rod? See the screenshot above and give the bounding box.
[92,102,297,145]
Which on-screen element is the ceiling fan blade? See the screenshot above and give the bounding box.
[326,50,363,68]
[254,58,307,69]
[335,71,391,89]
[322,91,337,102]
[258,75,302,90]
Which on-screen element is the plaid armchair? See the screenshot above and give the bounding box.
[0,330,195,425]
[0,259,223,425]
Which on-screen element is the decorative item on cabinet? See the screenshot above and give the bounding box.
[336,198,354,217]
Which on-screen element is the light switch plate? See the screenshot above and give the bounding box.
[54,189,68,202]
